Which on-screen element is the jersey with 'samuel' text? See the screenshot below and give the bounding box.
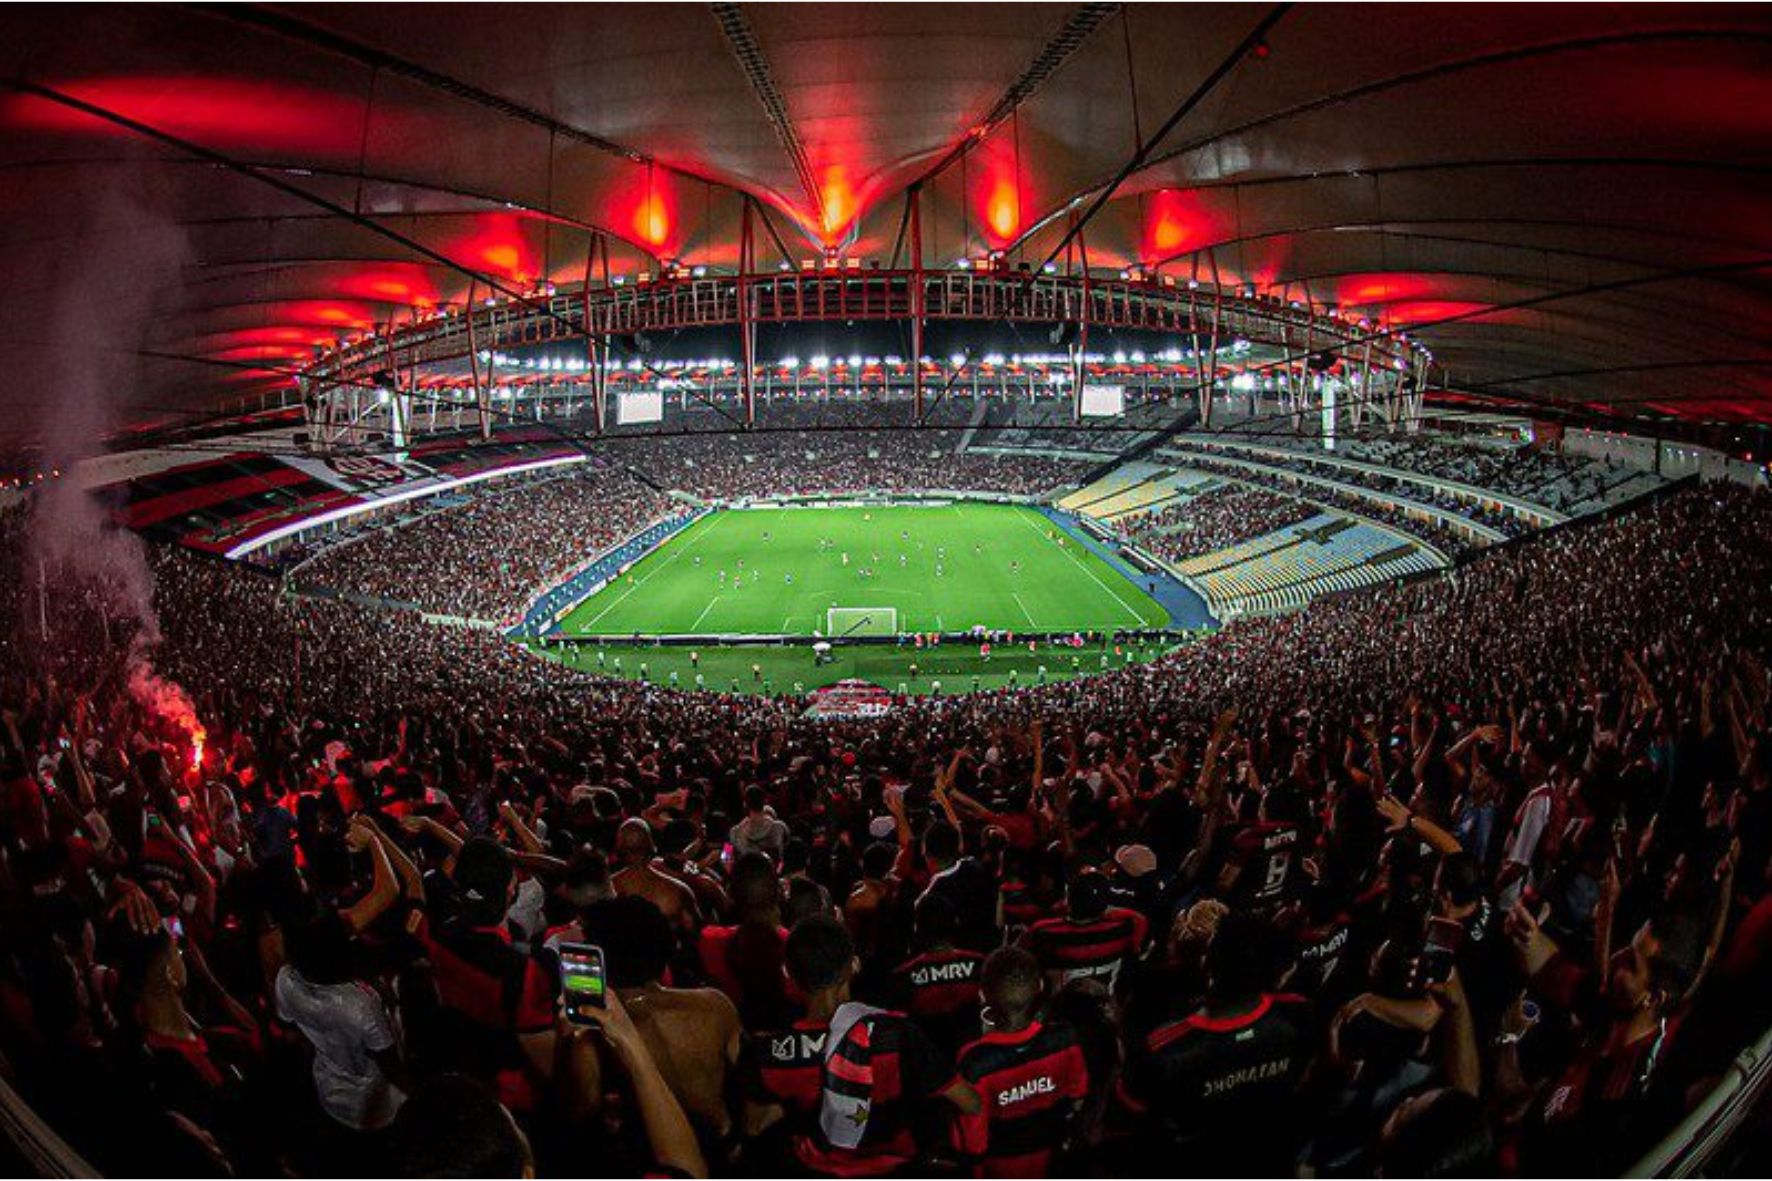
[952,1021,1089,1177]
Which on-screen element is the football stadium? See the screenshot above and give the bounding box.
[1,4,1771,1180]
[546,501,1185,693]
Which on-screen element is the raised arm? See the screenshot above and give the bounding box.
[1377,795,1463,858]
[570,991,709,1178]
[341,816,402,933]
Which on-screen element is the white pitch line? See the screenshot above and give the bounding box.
[579,515,715,629]
[692,596,722,629]
[1013,508,1146,625]
[1010,592,1037,628]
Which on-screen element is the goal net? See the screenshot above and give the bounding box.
[826,606,898,637]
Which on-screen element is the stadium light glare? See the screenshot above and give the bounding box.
[949,353,966,366]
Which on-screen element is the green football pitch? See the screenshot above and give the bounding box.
[554,501,1171,638]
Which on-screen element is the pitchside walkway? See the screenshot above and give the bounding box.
[1037,504,1218,631]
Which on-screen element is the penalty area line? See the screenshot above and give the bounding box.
[1012,509,1147,626]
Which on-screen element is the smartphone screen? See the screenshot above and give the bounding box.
[1421,917,1462,984]
[558,942,606,1024]
[1426,916,1464,955]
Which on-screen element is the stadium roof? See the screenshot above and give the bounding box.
[2,2,1770,443]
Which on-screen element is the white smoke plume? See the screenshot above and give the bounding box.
[19,173,201,741]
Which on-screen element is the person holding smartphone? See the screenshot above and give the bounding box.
[577,895,742,1143]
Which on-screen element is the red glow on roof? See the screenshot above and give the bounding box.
[443,212,537,283]
[3,75,374,158]
[984,176,1021,244]
[205,326,336,349]
[1144,189,1215,261]
[818,165,857,243]
[1336,273,1441,308]
[331,264,440,307]
[636,195,670,249]
[209,344,313,364]
[620,166,677,254]
[1383,299,1494,325]
[240,301,376,332]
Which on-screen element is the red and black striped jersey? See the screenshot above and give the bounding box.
[747,1018,831,1116]
[793,1008,958,1177]
[998,878,1048,934]
[952,1021,1089,1177]
[892,947,986,1020]
[1021,906,1150,989]
[416,915,556,1112]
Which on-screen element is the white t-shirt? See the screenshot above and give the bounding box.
[731,812,790,861]
[274,967,405,1130]
[1500,787,1554,908]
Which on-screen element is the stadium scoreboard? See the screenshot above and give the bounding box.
[617,388,665,425]
[1080,383,1126,418]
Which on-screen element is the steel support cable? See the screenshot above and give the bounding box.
[4,79,750,446]
[1117,253,1772,456]
[913,5,1292,428]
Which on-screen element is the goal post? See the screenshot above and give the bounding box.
[826,606,898,638]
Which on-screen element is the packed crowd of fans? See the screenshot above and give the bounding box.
[1158,454,1484,559]
[1165,443,1529,544]
[1331,433,1656,514]
[294,466,677,622]
[1119,485,1317,564]
[2,473,1770,1178]
[293,428,1088,620]
[1198,423,1660,515]
[597,428,1086,504]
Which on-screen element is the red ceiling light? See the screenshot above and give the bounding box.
[634,192,672,250]
[818,164,857,244]
[1143,189,1214,260]
[985,176,1021,243]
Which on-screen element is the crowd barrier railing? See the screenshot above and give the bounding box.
[0,1074,95,1178]
[1628,1017,1772,1178]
